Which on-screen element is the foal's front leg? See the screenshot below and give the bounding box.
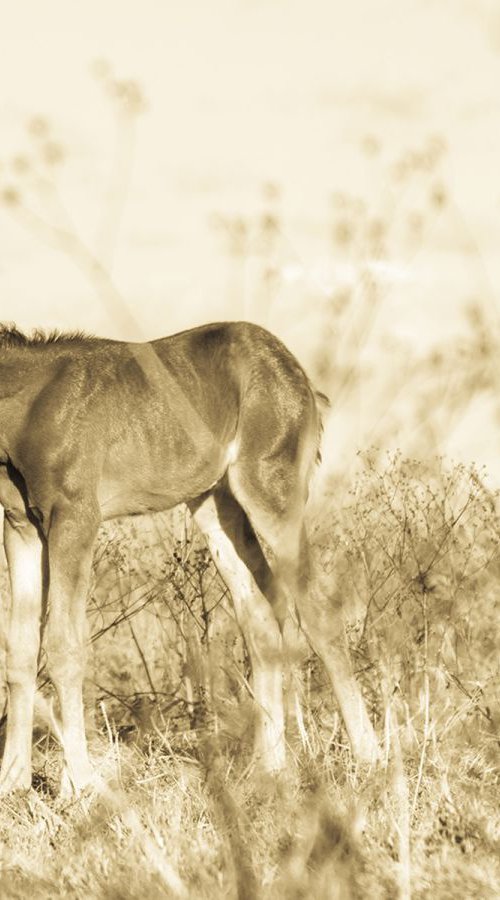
[0,514,44,793]
[44,502,99,795]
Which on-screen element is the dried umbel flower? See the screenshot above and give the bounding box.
[260,212,279,237]
[366,217,386,249]
[41,141,65,167]
[91,58,113,82]
[11,155,30,175]
[27,116,50,139]
[91,60,147,115]
[262,181,281,202]
[429,182,447,209]
[333,217,354,246]
[1,186,20,206]
[112,79,147,115]
[361,134,381,157]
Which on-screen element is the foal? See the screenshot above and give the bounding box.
[0,321,378,794]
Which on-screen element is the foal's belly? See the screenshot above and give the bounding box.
[98,482,185,519]
[97,451,227,521]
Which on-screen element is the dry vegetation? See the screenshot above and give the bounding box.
[1,453,499,899]
[0,70,499,899]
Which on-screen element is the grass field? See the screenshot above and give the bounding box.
[0,451,499,899]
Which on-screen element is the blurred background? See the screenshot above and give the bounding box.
[2,0,500,479]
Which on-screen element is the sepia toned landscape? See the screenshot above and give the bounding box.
[1,1,499,897]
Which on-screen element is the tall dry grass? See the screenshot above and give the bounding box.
[2,452,498,898]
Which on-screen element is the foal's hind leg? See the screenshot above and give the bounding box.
[285,525,379,763]
[189,489,285,773]
[0,513,44,793]
[229,469,379,765]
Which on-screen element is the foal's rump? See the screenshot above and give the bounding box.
[142,321,324,511]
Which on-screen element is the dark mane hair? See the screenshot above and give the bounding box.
[0,323,94,348]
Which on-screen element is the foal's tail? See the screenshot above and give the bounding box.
[298,386,329,505]
[313,389,330,465]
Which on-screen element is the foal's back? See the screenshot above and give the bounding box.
[2,322,317,523]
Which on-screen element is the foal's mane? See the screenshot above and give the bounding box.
[0,323,95,348]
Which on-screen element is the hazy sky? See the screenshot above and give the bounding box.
[1,0,500,343]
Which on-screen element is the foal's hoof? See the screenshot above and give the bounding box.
[352,740,381,768]
[346,722,381,767]
[0,760,32,797]
[58,766,104,802]
[0,775,32,797]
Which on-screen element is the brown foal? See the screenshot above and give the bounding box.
[0,320,378,794]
